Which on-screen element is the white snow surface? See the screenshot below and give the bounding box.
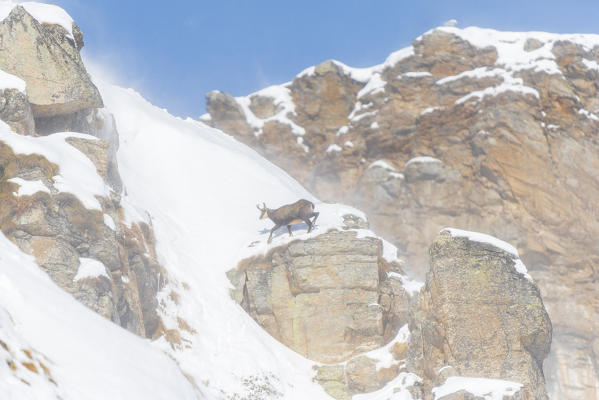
[0,126,110,210]
[360,324,410,371]
[296,136,309,152]
[0,231,197,399]
[420,107,439,115]
[0,69,26,92]
[441,228,533,281]
[0,1,75,40]
[0,306,65,400]
[369,159,396,171]
[399,71,433,79]
[326,143,342,153]
[345,326,422,400]
[582,58,599,72]
[73,258,109,282]
[7,177,49,196]
[432,376,523,400]
[103,213,116,230]
[455,71,539,104]
[436,67,504,85]
[405,156,442,167]
[578,108,599,121]
[388,272,424,296]
[337,125,349,135]
[357,72,386,98]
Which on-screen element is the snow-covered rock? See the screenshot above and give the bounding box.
[407,229,551,399]
[0,4,101,118]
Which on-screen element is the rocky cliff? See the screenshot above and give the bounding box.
[229,221,552,399]
[205,25,599,399]
[408,229,551,400]
[229,226,414,361]
[0,4,168,340]
[0,4,569,399]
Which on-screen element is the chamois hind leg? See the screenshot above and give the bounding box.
[287,225,293,237]
[268,224,281,243]
[304,218,314,233]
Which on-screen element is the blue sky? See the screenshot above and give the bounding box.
[51,0,599,118]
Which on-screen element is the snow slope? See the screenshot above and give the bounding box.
[0,231,196,400]
[98,82,331,398]
[0,130,111,210]
[96,76,420,398]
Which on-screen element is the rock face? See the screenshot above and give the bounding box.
[408,231,552,400]
[230,227,552,399]
[205,91,253,137]
[0,141,164,338]
[206,26,599,398]
[0,7,102,119]
[228,230,411,364]
[0,88,35,135]
[0,5,164,340]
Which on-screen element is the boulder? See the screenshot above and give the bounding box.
[205,90,253,136]
[230,228,415,360]
[0,6,102,118]
[408,230,552,399]
[404,157,446,182]
[231,230,388,363]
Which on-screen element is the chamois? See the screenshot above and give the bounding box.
[257,199,319,243]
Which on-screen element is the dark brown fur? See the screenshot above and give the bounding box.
[257,199,319,243]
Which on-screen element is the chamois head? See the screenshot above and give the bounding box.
[256,203,269,219]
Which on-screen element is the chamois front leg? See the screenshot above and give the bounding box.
[287,225,293,237]
[306,212,319,233]
[311,211,320,225]
[268,224,281,243]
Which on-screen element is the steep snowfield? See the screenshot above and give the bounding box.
[0,228,196,399]
[97,78,419,398]
[98,82,332,398]
[0,57,419,398]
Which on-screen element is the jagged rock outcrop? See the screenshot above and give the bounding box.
[407,230,551,400]
[0,141,164,338]
[205,91,253,137]
[0,5,163,340]
[0,6,102,119]
[231,226,552,399]
[228,227,416,398]
[228,230,412,364]
[206,26,599,398]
